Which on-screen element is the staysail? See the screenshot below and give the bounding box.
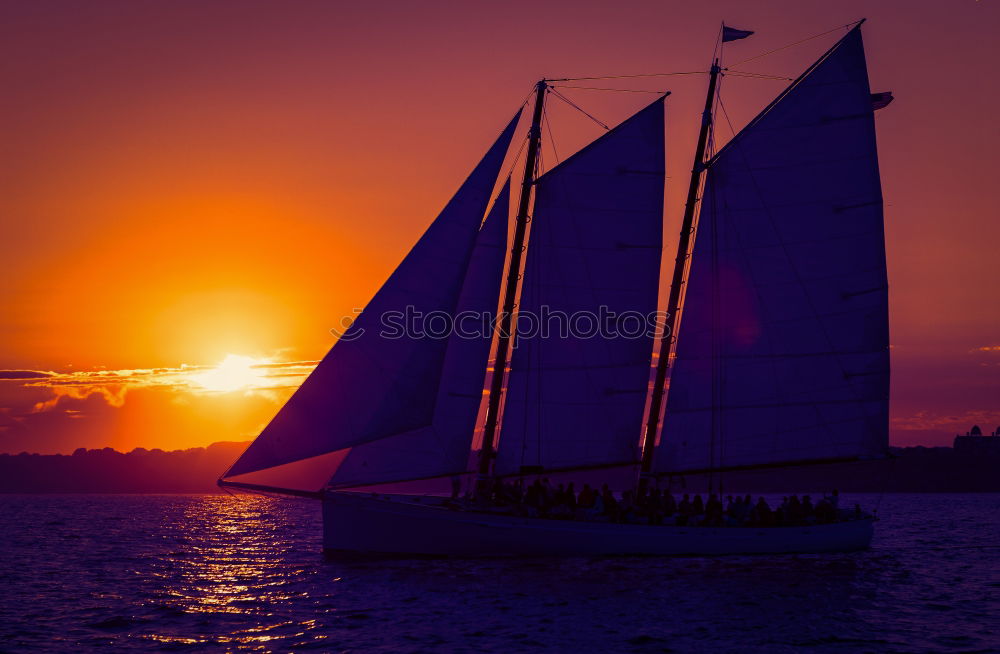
[324,181,510,487]
[495,97,665,476]
[221,112,520,489]
[655,26,889,474]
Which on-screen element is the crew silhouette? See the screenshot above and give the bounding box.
[470,478,855,527]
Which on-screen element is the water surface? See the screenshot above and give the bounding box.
[1,493,998,652]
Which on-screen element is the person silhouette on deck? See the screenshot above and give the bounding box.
[662,490,677,517]
[601,484,619,521]
[787,495,803,524]
[801,495,815,522]
[647,488,663,525]
[705,493,724,527]
[752,497,773,526]
[677,494,692,526]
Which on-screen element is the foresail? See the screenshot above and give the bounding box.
[495,98,665,476]
[325,181,510,487]
[655,27,889,474]
[222,112,520,487]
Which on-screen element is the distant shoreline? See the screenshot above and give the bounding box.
[0,441,997,494]
[0,441,248,494]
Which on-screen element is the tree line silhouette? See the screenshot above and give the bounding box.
[0,442,996,493]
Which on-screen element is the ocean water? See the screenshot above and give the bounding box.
[0,494,997,653]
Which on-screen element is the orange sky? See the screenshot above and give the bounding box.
[1,0,998,454]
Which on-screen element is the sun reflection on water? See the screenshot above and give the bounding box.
[141,495,322,648]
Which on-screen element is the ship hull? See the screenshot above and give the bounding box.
[321,492,874,557]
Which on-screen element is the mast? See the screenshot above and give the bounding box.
[639,61,720,484]
[478,80,547,482]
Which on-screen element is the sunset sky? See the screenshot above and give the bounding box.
[1,0,998,454]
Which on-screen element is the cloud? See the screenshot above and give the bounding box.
[31,386,128,413]
[892,410,1000,432]
[972,345,1000,353]
[0,370,54,379]
[251,360,321,369]
[8,358,316,412]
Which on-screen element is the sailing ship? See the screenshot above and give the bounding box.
[220,21,892,556]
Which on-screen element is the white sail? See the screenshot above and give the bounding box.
[222,112,521,486]
[495,98,665,476]
[325,181,510,487]
[655,27,889,474]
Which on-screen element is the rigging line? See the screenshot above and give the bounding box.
[723,70,794,81]
[709,128,720,493]
[532,177,542,474]
[542,101,560,164]
[536,127,547,177]
[549,85,669,94]
[713,113,724,490]
[656,69,719,456]
[487,121,530,418]
[546,71,706,82]
[495,86,536,179]
[712,21,723,64]
[705,72,722,490]
[518,85,537,110]
[502,133,530,184]
[731,20,863,67]
[499,90,547,472]
[716,93,740,141]
[548,88,610,130]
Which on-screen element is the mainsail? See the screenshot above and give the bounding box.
[221,112,520,489]
[325,182,510,487]
[495,98,665,476]
[655,26,889,474]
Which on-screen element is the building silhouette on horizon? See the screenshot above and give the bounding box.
[953,425,1000,455]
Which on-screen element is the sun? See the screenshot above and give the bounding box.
[191,354,270,392]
